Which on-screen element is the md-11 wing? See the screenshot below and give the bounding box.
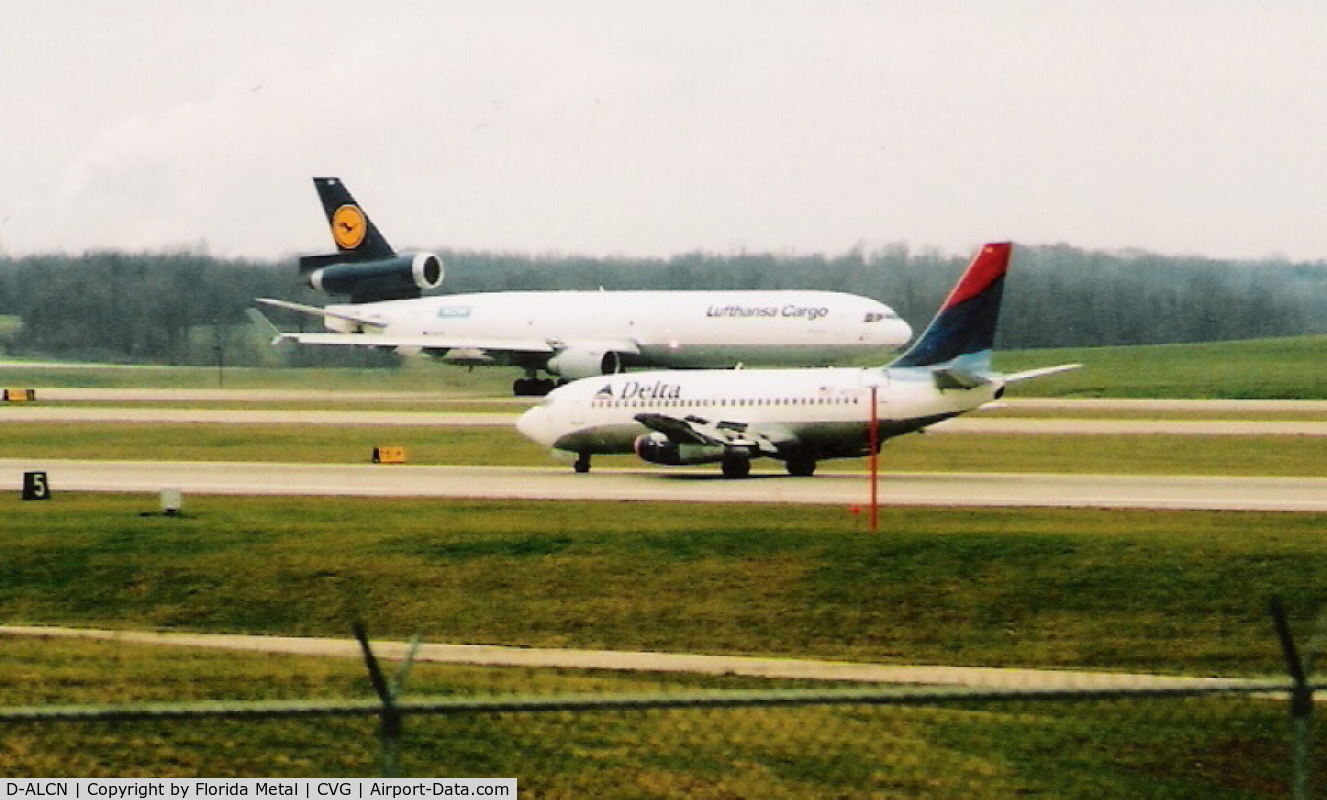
[269,330,558,354]
[253,304,640,356]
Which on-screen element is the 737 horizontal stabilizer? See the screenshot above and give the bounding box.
[932,367,989,391]
[1003,363,1082,384]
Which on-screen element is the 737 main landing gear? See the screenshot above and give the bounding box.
[720,454,751,479]
[574,453,592,474]
[785,456,817,477]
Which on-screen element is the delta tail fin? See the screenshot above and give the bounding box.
[301,177,396,274]
[889,242,1010,373]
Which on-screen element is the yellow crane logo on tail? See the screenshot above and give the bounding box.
[331,204,368,250]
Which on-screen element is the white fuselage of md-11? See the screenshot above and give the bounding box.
[322,289,912,369]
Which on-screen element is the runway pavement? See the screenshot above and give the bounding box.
[5,458,1326,511]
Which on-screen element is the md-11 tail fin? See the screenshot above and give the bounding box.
[303,177,396,271]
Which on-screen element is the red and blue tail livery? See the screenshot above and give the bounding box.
[889,242,1010,371]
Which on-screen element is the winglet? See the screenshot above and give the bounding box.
[245,308,284,345]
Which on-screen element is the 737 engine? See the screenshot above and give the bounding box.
[303,252,444,304]
[633,433,727,466]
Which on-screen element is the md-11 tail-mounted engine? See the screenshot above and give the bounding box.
[300,252,444,304]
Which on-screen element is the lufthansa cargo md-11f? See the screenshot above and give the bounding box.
[257,178,912,396]
[517,243,1078,476]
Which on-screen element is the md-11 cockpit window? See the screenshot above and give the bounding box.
[864,311,900,323]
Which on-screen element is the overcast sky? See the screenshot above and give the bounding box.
[2,1,1325,263]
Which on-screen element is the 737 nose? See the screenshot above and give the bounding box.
[516,404,555,447]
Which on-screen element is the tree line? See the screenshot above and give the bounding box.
[0,244,1324,366]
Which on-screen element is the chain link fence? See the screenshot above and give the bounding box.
[3,613,1320,795]
[1,680,1316,796]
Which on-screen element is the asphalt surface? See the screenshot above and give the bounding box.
[5,458,1326,511]
[8,406,1327,435]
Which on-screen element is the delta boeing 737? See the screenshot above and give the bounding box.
[256,178,912,395]
[516,242,1078,476]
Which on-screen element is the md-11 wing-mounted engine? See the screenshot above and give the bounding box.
[545,347,623,380]
[544,340,641,380]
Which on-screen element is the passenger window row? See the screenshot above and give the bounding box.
[592,396,861,409]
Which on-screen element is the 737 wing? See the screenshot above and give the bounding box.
[634,413,794,457]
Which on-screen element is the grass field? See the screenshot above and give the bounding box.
[4,493,1321,675]
[2,493,1318,790]
[994,335,1327,399]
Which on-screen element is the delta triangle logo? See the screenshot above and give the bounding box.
[594,384,614,400]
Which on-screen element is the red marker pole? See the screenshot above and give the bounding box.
[868,386,879,532]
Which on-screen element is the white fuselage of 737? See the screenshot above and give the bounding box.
[518,366,998,460]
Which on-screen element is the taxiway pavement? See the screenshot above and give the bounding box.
[0,625,1264,691]
[6,404,1327,435]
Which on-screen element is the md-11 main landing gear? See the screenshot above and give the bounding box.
[574,453,592,474]
[513,377,556,396]
[513,375,573,397]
